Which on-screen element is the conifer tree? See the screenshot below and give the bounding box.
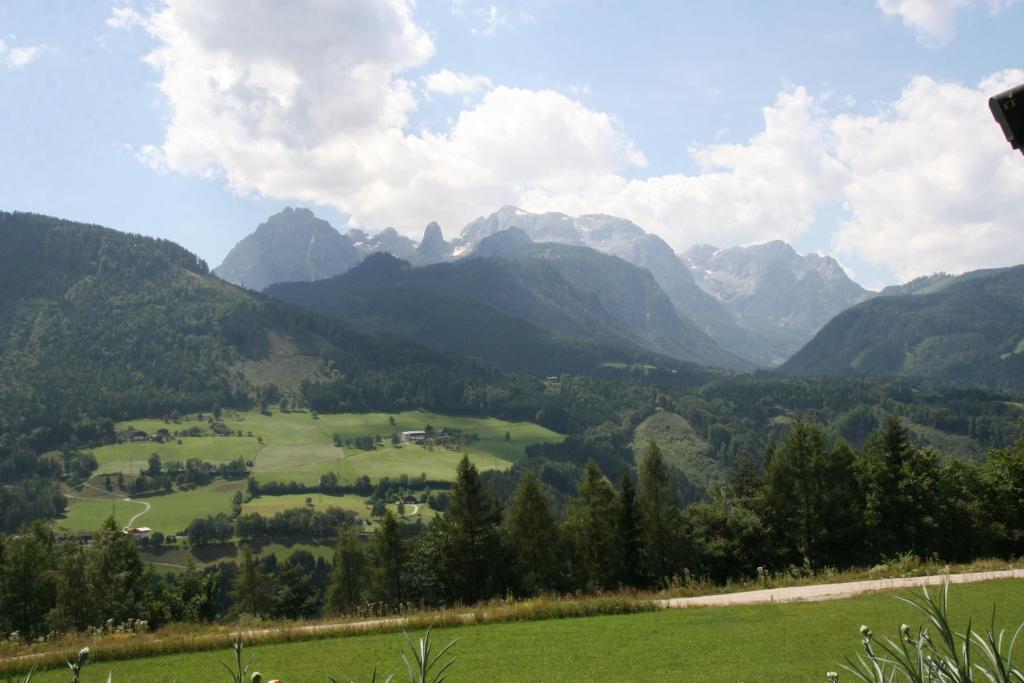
[638,442,682,584]
[565,461,620,589]
[442,455,504,603]
[616,473,643,587]
[505,471,559,594]
[326,526,366,614]
[370,510,405,605]
[87,516,148,624]
[232,544,272,616]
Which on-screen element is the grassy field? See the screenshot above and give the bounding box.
[26,579,1024,682]
[59,480,246,535]
[90,437,263,475]
[101,409,561,486]
[62,409,560,539]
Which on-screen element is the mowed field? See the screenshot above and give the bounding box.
[28,579,1024,682]
[60,410,559,537]
[61,480,247,535]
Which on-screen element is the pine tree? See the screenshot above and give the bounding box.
[565,461,620,589]
[442,455,504,603]
[505,471,560,594]
[232,544,272,616]
[87,516,147,624]
[616,473,643,587]
[326,527,366,615]
[638,442,682,584]
[370,510,405,605]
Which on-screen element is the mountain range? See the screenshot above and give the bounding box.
[216,206,873,367]
[267,228,748,375]
[682,240,873,361]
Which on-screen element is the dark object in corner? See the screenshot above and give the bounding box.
[990,83,1024,155]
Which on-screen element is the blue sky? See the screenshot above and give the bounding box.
[1,1,1021,288]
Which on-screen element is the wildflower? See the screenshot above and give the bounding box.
[900,623,912,641]
[859,625,872,638]
[826,672,840,682]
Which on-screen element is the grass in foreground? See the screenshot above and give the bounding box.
[12,580,1024,682]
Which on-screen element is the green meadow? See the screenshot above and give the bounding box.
[60,480,246,535]
[61,410,559,541]
[27,579,1024,682]
[103,409,560,485]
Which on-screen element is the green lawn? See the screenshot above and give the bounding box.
[28,579,1024,682]
[59,480,245,536]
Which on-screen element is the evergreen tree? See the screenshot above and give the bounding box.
[505,471,560,594]
[49,541,94,632]
[87,516,148,624]
[0,522,56,637]
[370,511,405,605]
[616,473,643,587]
[441,455,504,603]
[858,415,919,557]
[232,544,272,616]
[764,421,863,568]
[326,527,366,615]
[274,558,319,619]
[565,461,620,589]
[637,442,682,584]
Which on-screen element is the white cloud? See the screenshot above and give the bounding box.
[523,87,847,252]
[106,5,148,29]
[423,69,492,95]
[876,0,971,46]
[0,38,41,69]
[134,144,168,172]
[831,69,1024,281]
[133,0,1023,282]
[472,5,507,35]
[876,0,1018,46]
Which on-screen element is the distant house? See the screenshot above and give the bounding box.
[125,527,152,539]
[130,430,148,442]
[401,431,427,442]
[402,494,419,504]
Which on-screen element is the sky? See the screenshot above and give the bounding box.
[0,1,1022,289]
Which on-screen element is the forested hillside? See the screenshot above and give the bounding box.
[782,266,1024,389]
[0,213,524,453]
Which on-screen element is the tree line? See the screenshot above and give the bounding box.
[2,415,1024,638]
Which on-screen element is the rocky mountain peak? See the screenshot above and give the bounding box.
[213,207,360,291]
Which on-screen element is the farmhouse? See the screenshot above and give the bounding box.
[401,430,427,442]
[130,430,148,442]
[125,527,152,539]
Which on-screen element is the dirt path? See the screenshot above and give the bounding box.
[123,498,151,529]
[656,568,1024,609]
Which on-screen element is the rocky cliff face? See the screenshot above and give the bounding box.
[682,241,874,359]
[411,221,453,265]
[213,207,361,291]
